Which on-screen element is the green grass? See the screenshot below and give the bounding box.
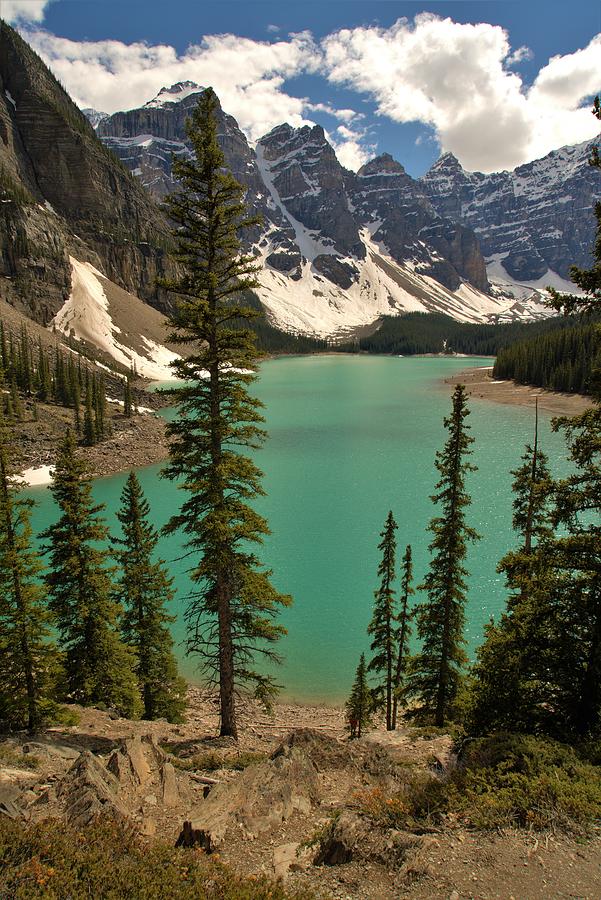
[0,744,40,770]
[167,748,267,773]
[0,817,315,899]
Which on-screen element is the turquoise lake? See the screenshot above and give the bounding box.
[26,356,572,704]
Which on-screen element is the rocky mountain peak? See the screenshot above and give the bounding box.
[422,138,601,281]
[82,107,108,129]
[144,81,203,109]
[431,151,463,171]
[358,153,406,177]
[259,122,330,165]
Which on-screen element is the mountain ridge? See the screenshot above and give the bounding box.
[94,82,598,335]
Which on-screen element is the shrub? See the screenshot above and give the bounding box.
[0,744,40,770]
[0,816,314,899]
[354,733,601,833]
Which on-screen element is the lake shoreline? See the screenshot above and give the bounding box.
[443,365,593,417]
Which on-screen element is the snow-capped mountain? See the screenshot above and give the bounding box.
[97,87,559,335]
[421,140,601,284]
[81,107,108,129]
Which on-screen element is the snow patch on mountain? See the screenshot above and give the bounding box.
[254,230,540,337]
[51,258,180,380]
[486,253,582,305]
[144,81,203,109]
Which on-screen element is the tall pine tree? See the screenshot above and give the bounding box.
[113,472,186,723]
[468,409,554,735]
[160,88,291,738]
[346,653,372,738]
[410,384,479,726]
[42,432,141,717]
[368,511,398,731]
[392,544,414,730]
[549,407,601,735]
[0,420,61,732]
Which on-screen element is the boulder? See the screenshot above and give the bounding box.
[0,783,24,820]
[272,842,312,880]
[177,729,324,848]
[54,751,127,828]
[313,810,422,868]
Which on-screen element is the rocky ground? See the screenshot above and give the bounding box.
[1,690,600,899]
[12,395,170,480]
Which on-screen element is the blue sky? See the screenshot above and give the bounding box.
[5,0,601,176]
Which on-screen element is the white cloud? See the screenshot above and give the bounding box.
[306,101,361,123]
[1,0,52,22]
[322,14,601,172]
[14,15,601,174]
[507,45,533,66]
[266,24,280,34]
[24,28,320,141]
[329,123,375,171]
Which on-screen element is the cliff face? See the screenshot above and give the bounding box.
[99,91,491,317]
[346,154,488,292]
[0,22,175,322]
[421,143,601,282]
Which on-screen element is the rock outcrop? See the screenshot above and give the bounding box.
[421,142,601,281]
[0,22,175,322]
[179,730,323,849]
[39,734,190,829]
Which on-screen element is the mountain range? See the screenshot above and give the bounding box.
[94,81,600,335]
[1,22,599,362]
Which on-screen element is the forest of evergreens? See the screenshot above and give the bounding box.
[493,320,600,394]
[341,310,594,358]
[0,318,137,444]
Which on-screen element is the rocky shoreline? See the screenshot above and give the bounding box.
[444,365,592,417]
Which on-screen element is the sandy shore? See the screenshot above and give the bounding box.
[444,365,593,417]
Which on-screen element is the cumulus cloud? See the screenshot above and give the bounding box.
[15,15,601,174]
[2,0,52,23]
[330,123,375,170]
[322,14,601,172]
[24,28,320,141]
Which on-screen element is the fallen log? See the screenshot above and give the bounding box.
[188,773,220,785]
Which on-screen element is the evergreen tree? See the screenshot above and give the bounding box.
[391,544,414,729]
[83,383,96,446]
[37,341,50,401]
[346,653,372,738]
[94,375,107,439]
[0,420,61,732]
[468,409,554,735]
[549,407,601,735]
[10,376,22,421]
[410,385,479,726]
[368,511,398,730]
[113,472,186,722]
[160,88,291,739]
[42,432,140,717]
[0,321,7,371]
[123,377,133,418]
